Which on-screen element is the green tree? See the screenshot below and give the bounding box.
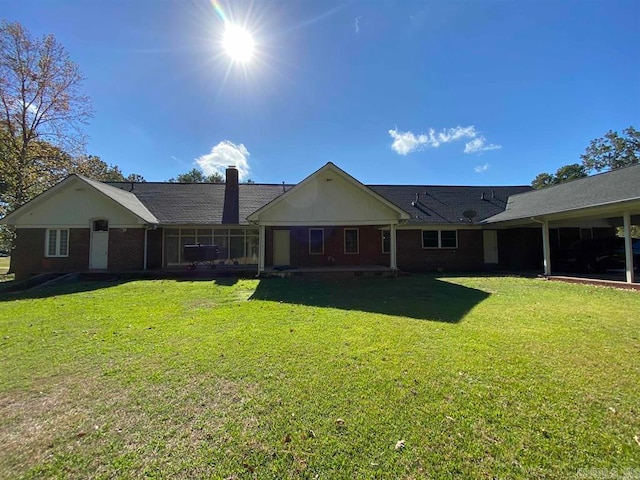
[0,21,93,211]
[581,126,640,172]
[168,168,223,183]
[531,163,587,189]
[72,155,145,182]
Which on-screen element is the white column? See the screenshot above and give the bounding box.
[390,224,397,270]
[541,220,551,276]
[623,212,635,284]
[258,224,266,273]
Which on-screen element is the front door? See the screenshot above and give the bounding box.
[483,230,499,264]
[90,219,109,269]
[273,229,290,266]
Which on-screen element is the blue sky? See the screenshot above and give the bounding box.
[3,0,639,185]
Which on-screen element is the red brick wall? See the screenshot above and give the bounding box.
[264,226,484,271]
[396,229,485,272]
[12,228,90,280]
[290,226,388,267]
[108,228,144,271]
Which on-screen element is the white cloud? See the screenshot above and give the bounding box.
[389,125,501,156]
[354,16,361,34]
[474,163,489,173]
[464,137,502,154]
[195,140,251,180]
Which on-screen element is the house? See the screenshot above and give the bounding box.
[2,162,639,282]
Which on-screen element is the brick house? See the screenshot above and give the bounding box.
[2,162,639,282]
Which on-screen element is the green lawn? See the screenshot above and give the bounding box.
[1,276,638,478]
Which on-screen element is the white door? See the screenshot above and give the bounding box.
[90,220,109,269]
[273,230,290,266]
[483,230,499,264]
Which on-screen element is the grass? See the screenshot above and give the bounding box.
[0,275,639,478]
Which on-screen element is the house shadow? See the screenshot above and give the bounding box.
[249,275,490,323]
[0,279,132,302]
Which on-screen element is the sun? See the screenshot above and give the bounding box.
[222,24,255,63]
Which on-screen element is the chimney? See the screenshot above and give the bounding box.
[222,165,239,224]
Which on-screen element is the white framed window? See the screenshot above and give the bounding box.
[309,228,324,254]
[344,228,359,254]
[381,229,390,254]
[422,229,458,249]
[45,229,69,257]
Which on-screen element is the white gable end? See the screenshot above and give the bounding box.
[10,177,145,228]
[251,165,407,225]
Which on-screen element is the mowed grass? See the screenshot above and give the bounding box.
[0,276,639,479]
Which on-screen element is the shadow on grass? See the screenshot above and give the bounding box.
[249,275,490,323]
[0,279,135,302]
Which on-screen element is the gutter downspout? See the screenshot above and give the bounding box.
[531,217,551,277]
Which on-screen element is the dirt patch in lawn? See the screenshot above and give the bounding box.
[0,372,260,478]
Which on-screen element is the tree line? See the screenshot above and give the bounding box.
[531,127,639,189]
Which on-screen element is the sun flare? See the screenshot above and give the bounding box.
[222,24,255,63]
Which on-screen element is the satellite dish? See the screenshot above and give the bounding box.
[462,209,477,221]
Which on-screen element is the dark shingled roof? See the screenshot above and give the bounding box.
[369,185,532,224]
[107,182,290,225]
[484,163,640,224]
[107,181,531,225]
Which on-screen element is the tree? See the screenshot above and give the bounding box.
[0,21,93,211]
[531,163,588,189]
[168,168,223,183]
[581,126,640,172]
[71,155,145,182]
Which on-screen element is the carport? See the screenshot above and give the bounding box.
[483,164,640,284]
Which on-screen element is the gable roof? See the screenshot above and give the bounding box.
[107,182,288,225]
[1,174,159,225]
[247,162,411,223]
[483,163,640,224]
[370,185,532,225]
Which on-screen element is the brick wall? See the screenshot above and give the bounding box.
[12,228,90,280]
[396,229,485,272]
[265,226,485,271]
[108,228,144,271]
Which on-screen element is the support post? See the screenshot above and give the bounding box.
[623,212,635,284]
[541,219,551,277]
[390,224,397,271]
[258,224,266,274]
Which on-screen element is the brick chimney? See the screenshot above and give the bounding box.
[222,165,239,224]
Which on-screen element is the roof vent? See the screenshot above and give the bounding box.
[415,193,420,203]
[491,189,496,199]
[282,181,286,193]
[481,192,485,200]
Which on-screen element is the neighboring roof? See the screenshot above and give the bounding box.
[247,162,411,223]
[0,174,159,225]
[107,182,289,225]
[369,185,532,224]
[483,163,640,224]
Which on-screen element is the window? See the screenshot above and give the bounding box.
[381,230,390,254]
[163,227,259,266]
[93,219,108,231]
[422,230,458,249]
[440,230,458,248]
[45,229,69,257]
[344,228,359,254]
[309,229,324,254]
